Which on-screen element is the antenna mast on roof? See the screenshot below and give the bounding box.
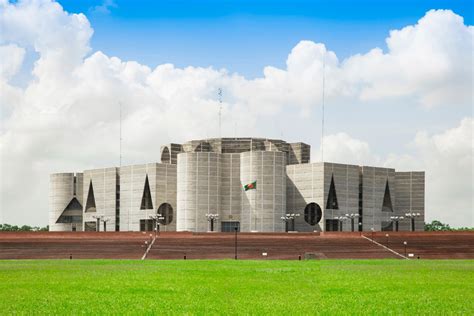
[321,55,325,162]
[119,102,122,168]
[218,88,222,138]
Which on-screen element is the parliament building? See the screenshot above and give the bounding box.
[49,138,425,233]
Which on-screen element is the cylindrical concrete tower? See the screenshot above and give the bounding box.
[240,151,286,232]
[49,173,83,231]
[177,152,221,232]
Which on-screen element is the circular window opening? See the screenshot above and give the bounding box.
[304,202,322,226]
[157,203,173,225]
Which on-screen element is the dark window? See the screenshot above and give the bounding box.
[85,180,96,212]
[140,219,154,231]
[140,175,153,210]
[326,175,339,209]
[304,203,322,226]
[157,203,173,225]
[325,219,339,232]
[221,221,240,232]
[73,176,77,196]
[382,180,393,212]
[381,221,393,231]
[84,221,97,232]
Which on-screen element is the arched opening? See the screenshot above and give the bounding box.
[194,142,210,152]
[304,202,322,226]
[161,147,171,164]
[157,203,173,225]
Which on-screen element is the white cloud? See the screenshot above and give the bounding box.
[313,133,379,166]
[0,1,472,227]
[385,118,474,227]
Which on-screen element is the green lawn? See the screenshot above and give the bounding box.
[0,260,472,315]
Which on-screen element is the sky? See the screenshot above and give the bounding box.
[0,0,473,227]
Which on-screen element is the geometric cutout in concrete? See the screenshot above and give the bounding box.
[85,180,96,212]
[382,180,393,212]
[140,175,153,210]
[157,203,173,225]
[56,197,83,223]
[304,202,322,226]
[326,174,339,210]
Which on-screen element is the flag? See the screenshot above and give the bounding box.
[244,181,257,191]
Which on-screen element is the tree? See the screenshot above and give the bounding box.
[0,224,49,232]
[425,220,452,231]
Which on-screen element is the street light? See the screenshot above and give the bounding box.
[149,214,165,238]
[405,212,421,232]
[390,216,404,232]
[234,226,238,260]
[281,213,300,232]
[345,213,360,232]
[334,216,347,232]
[205,213,219,232]
[92,215,105,232]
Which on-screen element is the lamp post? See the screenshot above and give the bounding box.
[405,212,421,232]
[234,226,238,260]
[281,213,300,232]
[334,216,347,232]
[390,216,404,232]
[102,218,110,232]
[205,213,219,232]
[403,241,407,257]
[149,214,165,238]
[92,215,103,232]
[345,213,360,232]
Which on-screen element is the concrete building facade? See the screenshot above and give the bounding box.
[49,137,425,232]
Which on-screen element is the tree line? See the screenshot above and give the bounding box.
[0,224,49,232]
[424,220,473,231]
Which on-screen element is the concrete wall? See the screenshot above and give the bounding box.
[120,163,177,232]
[323,163,360,232]
[177,152,221,231]
[219,153,242,225]
[288,142,311,165]
[49,173,83,231]
[286,163,324,232]
[240,151,286,232]
[83,168,117,232]
[360,166,396,231]
[395,171,425,231]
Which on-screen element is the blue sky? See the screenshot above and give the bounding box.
[60,0,473,77]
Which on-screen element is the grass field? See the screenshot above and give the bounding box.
[0,260,473,315]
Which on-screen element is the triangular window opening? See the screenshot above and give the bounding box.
[85,180,96,212]
[382,180,393,212]
[140,175,153,210]
[56,197,83,223]
[326,175,339,210]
